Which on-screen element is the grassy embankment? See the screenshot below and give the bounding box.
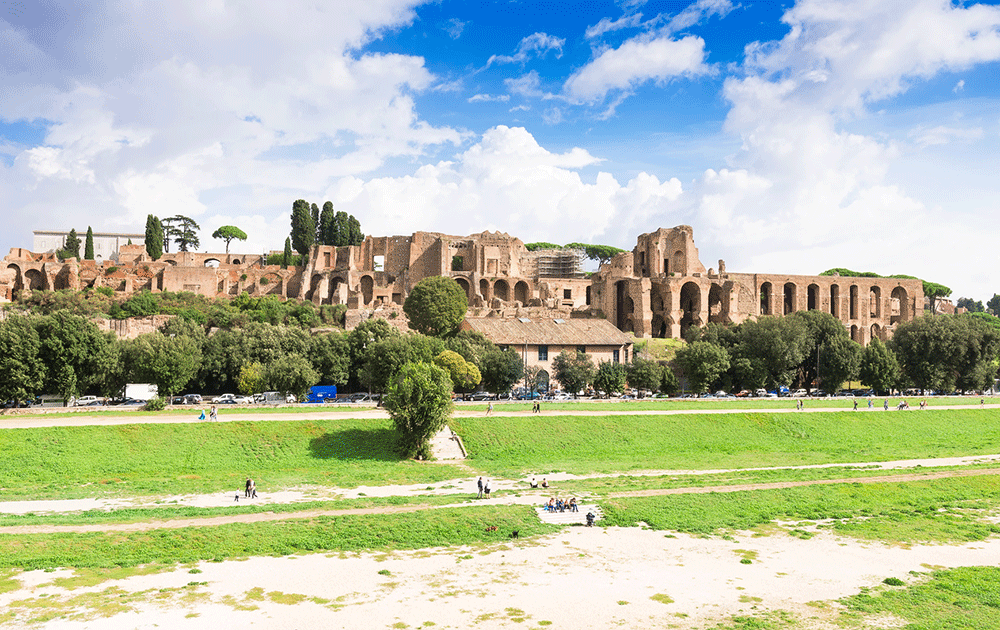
[0,409,998,569]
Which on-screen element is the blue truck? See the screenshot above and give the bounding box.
[306,385,338,404]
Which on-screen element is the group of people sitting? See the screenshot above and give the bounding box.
[543,497,578,512]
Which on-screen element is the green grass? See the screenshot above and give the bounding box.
[0,418,466,500]
[599,473,1000,543]
[839,566,1000,629]
[0,505,555,570]
[451,410,1000,476]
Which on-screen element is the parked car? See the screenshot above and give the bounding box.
[232,395,254,404]
[466,391,493,401]
[184,394,203,405]
[110,397,144,406]
[212,394,238,404]
[790,389,808,397]
[74,396,102,406]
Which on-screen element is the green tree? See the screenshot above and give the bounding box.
[384,361,453,459]
[237,362,265,396]
[860,337,900,395]
[593,360,628,397]
[675,341,730,393]
[627,356,662,396]
[145,215,164,260]
[478,347,524,396]
[923,281,952,314]
[34,312,119,397]
[987,294,1000,316]
[162,215,201,252]
[660,364,679,396]
[817,335,862,393]
[346,318,399,391]
[319,201,335,246]
[524,242,563,251]
[403,276,468,337]
[360,334,446,395]
[282,237,293,269]
[290,199,315,258]
[64,229,81,259]
[793,310,852,392]
[551,350,596,395]
[266,354,320,401]
[730,316,808,390]
[434,350,482,392]
[956,297,985,313]
[311,203,320,240]
[123,332,201,398]
[0,315,46,405]
[890,315,957,392]
[212,225,248,254]
[307,332,350,386]
[347,214,364,245]
[84,227,95,260]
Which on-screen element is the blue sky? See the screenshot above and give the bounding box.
[2,0,1000,301]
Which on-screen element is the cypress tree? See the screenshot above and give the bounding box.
[290,199,315,258]
[64,229,81,259]
[283,237,293,269]
[319,201,335,246]
[84,227,95,260]
[145,215,164,260]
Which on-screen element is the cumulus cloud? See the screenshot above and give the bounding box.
[468,93,510,103]
[564,34,711,102]
[486,32,565,67]
[0,0,465,255]
[329,126,684,245]
[443,17,466,39]
[585,13,644,39]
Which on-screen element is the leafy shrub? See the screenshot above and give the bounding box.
[105,266,119,275]
[883,577,904,586]
[143,396,166,411]
[259,277,269,285]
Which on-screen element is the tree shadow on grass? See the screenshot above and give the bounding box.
[308,428,401,461]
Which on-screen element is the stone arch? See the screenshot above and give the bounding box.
[360,275,374,306]
[651,313,669,339]
[514,280,529,304]
[783,282,797,314]
[870,323,884,342]
[479,279,491,302]
[849,285,859,319]
[708,283,726,323]
[891,286,909,324]
[53,266,72,290]
[24,268,45,291]
[615,280,634,332]
[163,260,177,266]
[232,258,241,265]
[869,286,882,318]
[851,324,860,343]
[680,281,701,338]
[308,274,323,301]
[760,282,773,315]
[807,283,820,310]
[651,287,667,313]
[536,369,550,393]
[455,277,472,305]
[830,284,840,318]
[328,275,345,303]
[585,285,591,306]
[494,279,510,301]
[6,264,23,298]
[204,259,221,268]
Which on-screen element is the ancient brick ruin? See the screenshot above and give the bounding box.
[0,226,923,343]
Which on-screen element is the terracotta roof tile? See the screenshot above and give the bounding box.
[462,317,632,346]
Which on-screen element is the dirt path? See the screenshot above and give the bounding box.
[4,466,998,536]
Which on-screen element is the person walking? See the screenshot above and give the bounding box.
[477,476,484,499]
[245,477,253,498]
[884,399,889,411]
[853,399,858,411]
[210,405,217,421]
[486,402,493,416]
[250,479,257,498]
[484,479,491,499]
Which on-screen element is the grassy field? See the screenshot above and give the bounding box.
[451,409,1000,476]
[0,505,553,570]
[0,418,467,500]
[599,473,1000,543]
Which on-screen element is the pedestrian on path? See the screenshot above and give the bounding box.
[477,476,483,499]
[245,477,253,498]
[884,399,889,411]
[853,399,858,411]
[486,403,493,416]
[484,479,491,499]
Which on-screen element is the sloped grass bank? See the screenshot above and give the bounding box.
[839,566,1000,629]
[600,473,1000,543]
[451,410,1000,476]
[0,505,553,570]
[0,418,466,500]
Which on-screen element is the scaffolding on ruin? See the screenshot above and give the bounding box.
[534,248,586,278]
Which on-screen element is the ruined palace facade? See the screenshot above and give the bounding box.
[0,226,922,344]
[590,227,923,345]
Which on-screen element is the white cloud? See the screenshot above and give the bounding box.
[585,13,644,39]
[505,71,546,98]
[486,32,565,67]
[954,79,966,92]
[329,126,683,244]
[468,93,510,103]
[564,34,711,102]
[0,0,466,254]
[443,18,466,39]
[909,124,984,148]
